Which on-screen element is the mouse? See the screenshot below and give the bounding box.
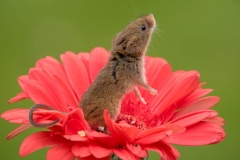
[28,14,157,131]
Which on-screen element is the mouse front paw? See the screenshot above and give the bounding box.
[150,88,158,95]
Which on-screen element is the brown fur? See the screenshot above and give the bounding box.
[80,14,157,130]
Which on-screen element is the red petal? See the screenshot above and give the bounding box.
[72,143,91,157]
[145,58,171,88]
[178,88,213,109]
[143,57,172,100]
[151,71,199,115]
[135,130,171,144]
[35,56,74,93]
[170,110,217,127]
[36,56,79,107]
[118,121,140,142]
[78,155,110,160]
[175,96,220,117]
[20,131,67,156]
[164,121,226,145]
[8,92,28,103]
[89,144,112,158]
[18,75,29,91]
[136,126,169,139]
[36,56,67,80]
[126,143,148,158]
[142,141,179,160]
[65,119,86,135]
[77,52,90,77]
[104,110,126,145]
[1,108,29,123]
[62,51,90,100]
[47,143,75,160]
[86,131,116,148]
[203,116,225,126]
[29,68,69,112]
[64,108,91,134]
[6,124,31,140]
[53,75,79,108]
[24,80,62,110]
[167,124,186,135]
[89,47,110,82]
[113,148,139,160]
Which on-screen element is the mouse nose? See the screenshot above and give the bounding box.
[146,14,155,28]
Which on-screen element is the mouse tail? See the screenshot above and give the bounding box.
[28,104,60,128]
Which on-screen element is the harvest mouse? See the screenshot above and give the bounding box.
[29,14,157,130]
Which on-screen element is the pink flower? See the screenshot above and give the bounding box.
[1,47,225,160]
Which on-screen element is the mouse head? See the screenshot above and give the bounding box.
[112,14,155,57]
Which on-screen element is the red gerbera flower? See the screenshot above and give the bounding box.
[1,47,225,160]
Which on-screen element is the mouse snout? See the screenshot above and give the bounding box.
[146,14,155,28]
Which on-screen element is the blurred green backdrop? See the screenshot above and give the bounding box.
[0,0,239,159]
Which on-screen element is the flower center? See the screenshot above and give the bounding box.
[116,114,147,130]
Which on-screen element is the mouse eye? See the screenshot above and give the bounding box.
[141,25,146,31]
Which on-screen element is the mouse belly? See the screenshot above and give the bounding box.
[81,100,121,130]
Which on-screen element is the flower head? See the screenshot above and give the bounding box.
[1,47,225,160]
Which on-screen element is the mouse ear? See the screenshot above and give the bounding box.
[126,40,137,53]
[112,33,121,46]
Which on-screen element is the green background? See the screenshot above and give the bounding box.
[0,0,239,159]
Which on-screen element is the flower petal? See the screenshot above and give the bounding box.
[72,143,91,158]
[64,108,91,134]
[164,121,226,145]
[113,148,139,160]
[6,124,31,140]
[142,141,179,160]
[151,71,199,115]
[36,56,79,108]
[18,75,29,91]
[24,80,62,110]
[203,116,225,126]
[126,143,148,158]
[61,51,90,100]
[20,131,67,156]
[135,130,171,144]
[143,57,172,100]
[170,110,217,127]
[78,155,110,160]
[175,96,220,117]
[178,88,213,110]
[89,144,112,158]
[8,92,28,103]
[104,110,127,145]
[1,108,29,124]
[89,47,110,81]
[35,57,66,79]
[118,121,141,142]
[53,75,79,108]
[64,119,85,135]
[47,143,75,160]
[29,68,69,112]
[77,52,90,76]
[86,131,116,148]
[136,125,170,139]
